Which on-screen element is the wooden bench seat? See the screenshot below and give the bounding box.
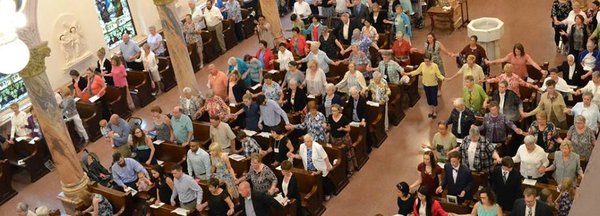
[323,146,349,195]
[104,86,132,119]
[366,102,387,148]
[192,121,212,148]
[127,70,156,107]
[388,84,406,125]
[0,159,18,205]
[349,125,369,170]
[88,183,133,216]
[76,100,103,141]
[4,139,50,182]
[158,57,177,92]
[154,142,188,171]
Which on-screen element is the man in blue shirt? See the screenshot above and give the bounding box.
[111,152,149,192]
[118,33,143,70]
[171,106,194,146]
[256,95,289,132]
[108,114,132,157]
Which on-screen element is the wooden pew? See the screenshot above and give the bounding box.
[327,62,347,84]
[271,198,298,216]
[388,84,406,125]
[349,125,369,170]
[154,142,188,171]
[158,57,177,92]
[471,172,489,193]
[366,102,387,148]
[229,156,250,179]
[192,121,212,148]
[276,167,326,216]
[403,67,421,107]
[4,139,50,182]
[88,183,133,216]
[76,100,103,142]
[241,9,256,39]
[127,70,156,107]
[201,31,220,63]
[323,145,349,195]
[222,20,239,50]
[435,197,472,214]
[104,86,132,119]
[0,159,18,205]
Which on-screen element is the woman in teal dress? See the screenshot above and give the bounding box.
[471,188,503,216]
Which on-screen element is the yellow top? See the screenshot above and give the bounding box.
[408,62,445,86]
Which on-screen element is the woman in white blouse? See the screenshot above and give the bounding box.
[9,103,31,144]
[278,160,301,215]
[303,59,328,97]
[141,44,162,93]
[513,135,550,182]
[287,134,335,200]
[336,62,368,94]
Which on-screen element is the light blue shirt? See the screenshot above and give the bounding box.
[187,148,212,180]
[108,118,131,147]
[300,50,335,73]
[171,174,203,205]
[111,158,149,187]
[258,100,290,127]
[171,115,194,144]
[119,40,141,61]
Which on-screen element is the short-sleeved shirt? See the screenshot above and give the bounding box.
[210,122,236,150]
[327,115,351,138]
[119,40,141,61]
[171,115,193,144]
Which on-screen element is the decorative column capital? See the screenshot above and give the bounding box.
[153,0,175,6]
[19,41,50,78]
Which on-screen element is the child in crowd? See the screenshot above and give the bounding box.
[60,88,89,143]
[136,171,153,192]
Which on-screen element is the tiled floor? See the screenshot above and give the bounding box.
[0,0,565,215]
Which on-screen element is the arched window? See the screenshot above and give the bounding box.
[93,0,137,48]
[0,74,27,111]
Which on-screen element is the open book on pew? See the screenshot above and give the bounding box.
[15,137,28,142]
[229,154,246,161]
[171,207,190,216]
[251,83,262,90]
[89,95,100,103]
[124,187,138,196]
[150,202,165,209]
[257,132,271,138]
[74,97,80,102]
[229,103,237,107]
[29,137,40,144]
[366,101,380,107]
[523,179,537,186]
[349,122,360,127]
[242,129,257,137]
[274,193,288,206]
[153,140,165,145]
[307,94,316,99]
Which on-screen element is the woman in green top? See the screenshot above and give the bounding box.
[471,188,503,216]
[422,122,458,162]
[463,75,488,115]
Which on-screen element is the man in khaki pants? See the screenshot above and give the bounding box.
[204,0,226,53]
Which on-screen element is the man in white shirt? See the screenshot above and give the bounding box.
[275,43,294,71]
[512,135,549,180]
[204,0,226,53]
[539,68,575,94]
[186,142,211,181]
[566,92,600,132]
[8,103,31,144]
[576,71,600,107]
[293,0,312,20]
[189,0,207,29]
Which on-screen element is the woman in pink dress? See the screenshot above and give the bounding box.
[109,56,135,109]
[486,43,547,79]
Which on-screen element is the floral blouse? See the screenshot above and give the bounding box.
[551,0,572,21]
[180,95,204,116]
[246,165,278,193]
[368,79,391,104]
[183,21,202,45]
[558,192,573,216]
[204,96,230,120]
[294,112,327,143]
[351,35,373,57]
[528,121,560,151]
[348,51,371,73]
[477,113,518,143]
[567,125,595,159]
[262,82,282,101]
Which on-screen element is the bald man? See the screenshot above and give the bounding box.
[206,64,228,100]
[107,114,131,157]
[171,106,194,146]
[119,33,143,70]
[235,181,282,216]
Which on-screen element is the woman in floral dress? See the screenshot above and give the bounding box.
[288,101,327,143]
[527,112,561,152]
[182,14,203,68]
[368,72,391,131]
[565,115,596,159]
[209,142,239,199]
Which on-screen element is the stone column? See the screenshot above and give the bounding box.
[259,0,284,41]
[16,1,91,213]
[153,0,201,96]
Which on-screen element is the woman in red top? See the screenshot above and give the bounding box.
[413,186,448,216]
[486,43,547,79]
[109,56,135,109]
[287,27,307,57]
[410,151,443,192]
[255,40,274,70]
[390,32,412,66]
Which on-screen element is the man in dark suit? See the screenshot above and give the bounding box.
[436,151,473,204]
[343,86,367,124]
[491,80,523,122]
[510,187,553,216]
[335,13,359,46]
[236,181,282,216]
[445,98,476,139]
[348,0,368,28]
[560,56,587,88]
[491,156,522,211]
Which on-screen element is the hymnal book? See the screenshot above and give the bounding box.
[171,208,190,216]
[150,202,165,208]
[523,179,537,186]
[89,95,100,103]
[153,140,165,145]
[229,154,246,161]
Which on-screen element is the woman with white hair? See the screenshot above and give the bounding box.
[565,115,596,159]
[227,56,248,75]
[303,59,328,96]
[389,31,412,66]
[298,41,338,74]
[342,29,379,59]
[287,134,335,200]
[179,87,204,117]
[452,127,501,173]
[368,71,391,130]
[513,135,550,182]
[320,83,343,117]
[336,62,368,94]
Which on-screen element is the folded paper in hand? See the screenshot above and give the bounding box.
[251,84,262,90]
[268,70,279,74]
[171,208,190,216]
[274,193,287,206]
[523,179,537,186]
[124,187,138,196]
[366,101,380,107]
[15,137,27,142]
[307,94,316,99]
[157,160,165,166]
[89,95,100,103]
[243,129,257,137]
[17,159,26,166]
[29,137,40,144]
[349,122,360,127]
[229,154,246,161]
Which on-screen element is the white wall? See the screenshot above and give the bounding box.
[36,0,193,90]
